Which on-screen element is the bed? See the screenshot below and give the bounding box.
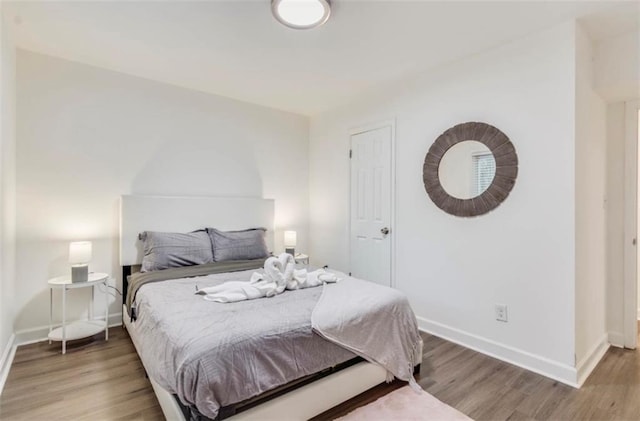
[120,195,422,420]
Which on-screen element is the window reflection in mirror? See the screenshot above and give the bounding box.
[438,140,496,200]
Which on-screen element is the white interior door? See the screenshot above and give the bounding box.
[350,125,393,286]
[625,100,640,349]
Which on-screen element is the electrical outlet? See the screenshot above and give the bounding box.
[495,304,508,322]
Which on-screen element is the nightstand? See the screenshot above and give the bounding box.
[294,253,309,265]
[48,272,110,354]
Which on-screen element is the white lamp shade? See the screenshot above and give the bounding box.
[69,241,92,264]
[284,231,297,247]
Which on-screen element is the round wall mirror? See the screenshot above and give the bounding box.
[423,122,518,217]
[438,140,496,200]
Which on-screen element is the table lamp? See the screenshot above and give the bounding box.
[284,231,296,256]
[69,241,92,282]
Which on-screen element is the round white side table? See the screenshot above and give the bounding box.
[48,272,110,354]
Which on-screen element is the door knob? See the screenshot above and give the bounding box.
[381,227,390,235]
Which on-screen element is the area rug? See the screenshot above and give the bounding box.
[336,386,473,421]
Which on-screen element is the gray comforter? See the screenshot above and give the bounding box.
[131,268,355,419]
[131,267,421,419]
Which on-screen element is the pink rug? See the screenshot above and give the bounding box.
[336,386,473,421]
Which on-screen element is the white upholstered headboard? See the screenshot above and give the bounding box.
[119,195,275,266]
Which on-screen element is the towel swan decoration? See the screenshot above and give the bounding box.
[197,253,339,303]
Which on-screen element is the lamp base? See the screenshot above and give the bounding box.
[285,247,295,257]
[71,265,88,283]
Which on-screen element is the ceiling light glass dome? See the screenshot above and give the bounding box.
[272,0,331,30]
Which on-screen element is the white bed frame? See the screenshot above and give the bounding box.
[119,195,420,420]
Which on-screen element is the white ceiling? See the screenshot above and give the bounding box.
[4,1,638,116]
[579,2,639,41]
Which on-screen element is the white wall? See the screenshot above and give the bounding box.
[0,6,17,361]
[15,50,309,333]
[594,29,640,103]
[574,24,607,367]
[310,22,578,382]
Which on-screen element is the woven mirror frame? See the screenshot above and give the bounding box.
[423,122,518,217]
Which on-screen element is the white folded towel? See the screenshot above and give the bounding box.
[261,256,287,291]
[196,279,280,303]
[197,253,340,303]
[288,268,339,290]
[251,253,295,288]
[280,253,296,289]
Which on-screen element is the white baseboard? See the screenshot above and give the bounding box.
[15,313,122,346]
[576,334,609,387]
[608,331,625,348]
[637,308,640,321]
[0,333,16,396]
[416,316,579,387]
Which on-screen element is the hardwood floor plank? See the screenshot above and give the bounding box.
[505,410,538,421]
[0,328,160,421]
[506,370,545,396]
[470,386,528,421]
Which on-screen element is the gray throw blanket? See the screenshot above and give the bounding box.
[312,276,422,390]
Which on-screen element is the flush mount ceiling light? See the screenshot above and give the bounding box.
[272,0,331,30]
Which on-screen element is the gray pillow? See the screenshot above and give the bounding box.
[140,230,214,272]
[207,228,269,262]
